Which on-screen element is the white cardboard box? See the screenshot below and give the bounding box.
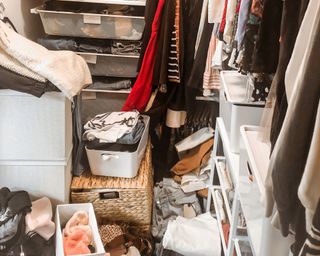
[0,90,72,161]
[55,203,105,256]
[220,71,264,153]
[86,115,149,178]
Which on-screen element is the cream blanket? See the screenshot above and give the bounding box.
[0,20,91,99]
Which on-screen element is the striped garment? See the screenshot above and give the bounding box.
[168,0,181,84]
[168,29,181,83]
[299,201,320,256]
[203,31,220,96]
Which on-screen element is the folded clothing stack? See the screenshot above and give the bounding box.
[39,36,142,56]
[86,77,132,91]
[83,111,145,152]
[0,20,91,99]
[63,211,95,255]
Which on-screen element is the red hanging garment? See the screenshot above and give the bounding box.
[122,0,165,112]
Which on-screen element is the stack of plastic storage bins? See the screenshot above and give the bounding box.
[0,90,73,207]
[32,0,146,121]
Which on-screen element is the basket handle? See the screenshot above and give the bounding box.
[98,191,120,200]
[101,154,119,161]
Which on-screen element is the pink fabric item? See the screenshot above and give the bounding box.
[25,197,55,240]
[64,211,89,237]
[63,229,91,256]
[121,0,165,112]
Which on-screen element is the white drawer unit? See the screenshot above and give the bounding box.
[32,4,145,40]
[77,52,139,77]
[0,155,72,207]
[220,71,264,153]
[0,90,72,162]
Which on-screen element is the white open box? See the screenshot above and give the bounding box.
[55,203,105,256]
[220,71,264,154]
[86,115,149,178]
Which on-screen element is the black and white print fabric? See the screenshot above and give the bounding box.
[83,111,141,143]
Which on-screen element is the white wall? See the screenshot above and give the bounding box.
[1,0,44,40]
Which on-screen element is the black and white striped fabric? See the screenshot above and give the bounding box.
[168,26,180,83]
[299,201,320,256]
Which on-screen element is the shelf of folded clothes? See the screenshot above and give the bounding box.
[54,0,146,6]
[32,2,145,40]
[39,36,141,77]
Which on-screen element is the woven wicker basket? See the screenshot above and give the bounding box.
[71,143,153,226]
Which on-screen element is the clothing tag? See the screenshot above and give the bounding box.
[82,92,96,100]
[79,54,97,64]
[83,15,101,25]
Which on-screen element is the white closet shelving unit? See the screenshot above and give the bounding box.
[207,117,252,256]
[206,71,292,256]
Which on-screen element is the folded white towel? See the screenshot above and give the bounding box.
[0,20,92,99]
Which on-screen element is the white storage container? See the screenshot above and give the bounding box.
[55,203,105,256]
[220,71,264,153]
[32,5,145,40]
[77,52,139,77]
[86,115,149,178]
[238,125,292,256]
[0,90,72,161]
[0,156,72,207]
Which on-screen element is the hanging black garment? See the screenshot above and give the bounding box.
[269,0,310,151]
[72,95,90,176]
[166,0,203,113]
[137,0,159,71]
[240,14,260,73]
[186,19,214,90]
[152,0,176,87]
[252,0,282,73]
